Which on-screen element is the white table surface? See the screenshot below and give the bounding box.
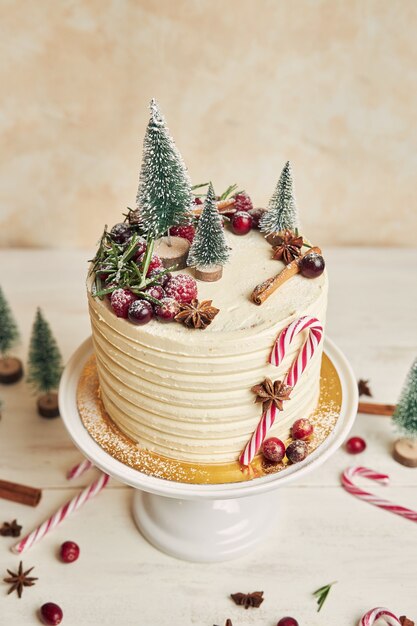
[0,247,416,625]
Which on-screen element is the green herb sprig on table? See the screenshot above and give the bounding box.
[312,581,337,612]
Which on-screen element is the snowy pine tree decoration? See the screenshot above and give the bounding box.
[187,183,230,279]
[136,99,193,239]
[28,309,63,395]
[393,359,417,438]
[259,161,299,235]
[0,286,20,358]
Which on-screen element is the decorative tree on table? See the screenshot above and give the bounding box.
[27,308,63,418]
[392,358,417,467]
[187,182,230,282]
[259,161,299,238]
[136,99,193,269]
[0,286,23,384]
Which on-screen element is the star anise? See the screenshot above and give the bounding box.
[0,519,22,537]
[251,378,292,412]
[358,379,372,397]
[3,561,38,598]
[175,299,219,330]
[400,617,415,626]
[271,230,303,264]
[231,591,264,609]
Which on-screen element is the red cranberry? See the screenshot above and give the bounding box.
[144,285,165,300]
[291,418,314,440]
[149,269,171,287]
[286,440,308,463]
[110,222,131,244]
[146,255,163,276]
[133,237,147,260]
[60,540,80,563]
[231,211,253,235]
[128,300,153,325]
[40,603,63,625]
[194,197,203,205]
[154,297,180,322]
[110,289,137,318]
[165,274,198,304]
[346,436,366,454]
[262,437,286,463]
[300,252,325,278]
[248,207,267,229]
[277,618,299,626]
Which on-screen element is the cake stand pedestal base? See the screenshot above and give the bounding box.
[132,489,279,562]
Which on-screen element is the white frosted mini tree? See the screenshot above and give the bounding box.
[260,161,299,235]
[393,359,417,438]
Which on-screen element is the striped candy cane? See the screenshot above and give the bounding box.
[12,472,109,554]
[342,466,417,523]
[359,607,401,626]
[67,458,94,480]
[239,316,323,466]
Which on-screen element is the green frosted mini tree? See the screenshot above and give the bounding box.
[27,309,63,394]
[393,359,417,438]
[0,286,20,358]
[260,161,299,235]
[136,99,193,238]
[187,183,230,267]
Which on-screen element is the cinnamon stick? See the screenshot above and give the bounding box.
[358,402,396,416]
[0,479,42,507]
[192,198,236,217]
[251,246,322,305]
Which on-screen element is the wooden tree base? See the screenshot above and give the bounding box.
[155,236,190,270]
[194,265,223,282]
[37,392,60,419]
[393,438,417,467]
[0,357,23,384]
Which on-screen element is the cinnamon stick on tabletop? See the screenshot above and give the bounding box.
[0,479,42,507]
[358,402,396,416]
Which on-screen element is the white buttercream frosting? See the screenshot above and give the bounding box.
[87,230,328,463]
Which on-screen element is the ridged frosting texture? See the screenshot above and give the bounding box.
[87,231,328,463]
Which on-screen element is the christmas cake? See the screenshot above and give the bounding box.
[87,100,327,467]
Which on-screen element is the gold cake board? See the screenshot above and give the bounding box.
[77,352,342,485]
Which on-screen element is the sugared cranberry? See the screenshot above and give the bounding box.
[40,603,63,625]
[291,418,314,440]
[277,618,299,626]
[286,440,308,463]
[234,192,253,214]
[60,540,80,563]
[144,285,165,300]
[248,207,267,229]
[231,211,253,235]
[194,197,203,205]
[110,222,131,244]
[262,438,286,463]
[149,269,171,287]
[146,255,163,276]
[300,252,325,278]
[345,436,366,454]
[170,224,196,244]
[110,289,137,318]
[154,297,180,322]
[165,274,197,304]
[133,237,147,260]
[128,300,153,325]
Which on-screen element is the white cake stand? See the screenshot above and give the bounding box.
[59,337,357,562]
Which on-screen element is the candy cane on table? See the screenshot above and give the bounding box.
[239,316,323,466]
[67,458,94,480]
[12,472,109,554]
[342,466,417,523]
[359,607,401,626]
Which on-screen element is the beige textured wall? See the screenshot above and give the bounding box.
[0,0,416,248]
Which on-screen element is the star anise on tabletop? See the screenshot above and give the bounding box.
[231,591,264,609]
[358,378,372,397]
[3,561,38,598]
[0,519,22,537]
[271,230,304,264]
[175,299,219,329]
[251,378,292,412]
[400,617,415,626]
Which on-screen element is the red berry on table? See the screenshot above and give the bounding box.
[277,618,299,626]
[110,289,137,318]
[146,255,163,276]
[291,418,314,440]
[262,437,286,463]
[154,297,180,322]
[286,440,308,463]
[234,192,253,213]
[60,540,80,563]
[231,211,253,235]
[299,252,325,278]
[40,603,63,625]
[128,300,154,325]
[144,285,165,301]
[165,274,198,304]
[170,224,196,244]
[248,207,267,229]
[110,222,131,244]
[346,436,366,454]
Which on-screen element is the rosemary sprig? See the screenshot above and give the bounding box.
[312,581,336,612]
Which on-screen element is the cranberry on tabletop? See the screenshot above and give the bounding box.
[40,603,63,626]
[262,437,286,463]
[231,211,253,236]
[59,540,80,563]
[109,223,131,245]
[286,440,308,463]
[110,289,137,318]
[128,300,153,325]
[154,297,180,322]
[346,436,366,454]
[165,274,198,304]
[277,618,299,626]
[300,252,325,278]
[291,418,314,440]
